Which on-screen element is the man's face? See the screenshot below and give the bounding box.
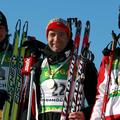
[0,25,7,42]
[47,29,69,53]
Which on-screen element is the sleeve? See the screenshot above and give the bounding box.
[90,56,109,120]
[31,59,43,120]
[82,61,98,120]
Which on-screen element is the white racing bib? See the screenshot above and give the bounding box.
[0,67,9,90]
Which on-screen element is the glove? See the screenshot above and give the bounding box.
[22,36,46,58]
[0,90,9,109]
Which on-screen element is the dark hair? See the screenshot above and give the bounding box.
[0,11,8,32]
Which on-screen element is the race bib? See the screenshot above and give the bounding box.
[0,67,9,90]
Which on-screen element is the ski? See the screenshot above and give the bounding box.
[26,56,37,120]
[71,20,91,112]
[10,21,28,120]
[101,30,119,119]
[2,19,21,120]
[60,18,82,120]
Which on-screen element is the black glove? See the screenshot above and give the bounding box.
[22,36,46,58]
[0,90,9,109]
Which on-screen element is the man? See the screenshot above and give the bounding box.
[36,18,97,120]
[90,41,120,120]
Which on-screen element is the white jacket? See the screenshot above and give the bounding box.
[90,55,120,120]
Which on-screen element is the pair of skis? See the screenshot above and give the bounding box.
[2,19,28,120]
[60,18,91,120]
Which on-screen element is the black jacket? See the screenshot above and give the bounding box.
[33,40,98,120]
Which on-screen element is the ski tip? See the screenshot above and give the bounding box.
[86,20,90,29]
[15,19,21,31]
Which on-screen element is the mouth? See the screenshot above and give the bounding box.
[52,43,60,48]
[51,45,61,52]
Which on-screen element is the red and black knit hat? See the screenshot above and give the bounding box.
[46,18,70,39]
[0,11,8,32]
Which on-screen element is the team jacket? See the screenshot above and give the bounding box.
[90,50,120,120]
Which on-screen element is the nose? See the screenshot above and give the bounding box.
[54,34,60,42]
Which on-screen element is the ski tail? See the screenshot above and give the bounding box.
[60,18,82,120]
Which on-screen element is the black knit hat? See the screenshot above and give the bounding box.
[0,11,8,32]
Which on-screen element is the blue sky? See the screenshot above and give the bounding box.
[0,0,120,69]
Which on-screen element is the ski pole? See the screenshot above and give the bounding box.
[19,53,36,120]
[27,66,36,120]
